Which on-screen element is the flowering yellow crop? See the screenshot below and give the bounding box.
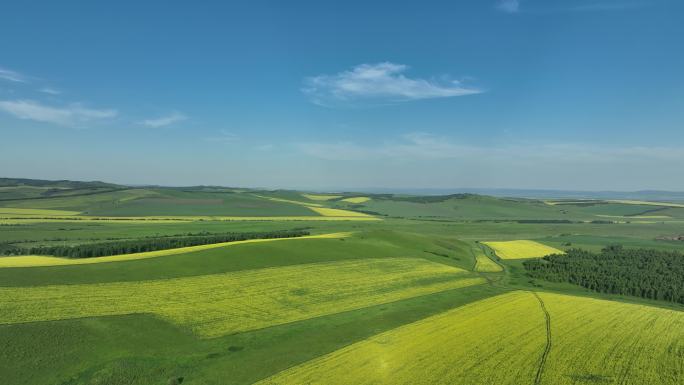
[473,251,503,272]
[308,207,372,217]
[0,258,485,338]
[0,207,81,216]
[253,194,323,207]
[0,232,352,268]
[483,240,563,259]
[302,194,343,201]
[341,197,371,204]
[256,291,684,385]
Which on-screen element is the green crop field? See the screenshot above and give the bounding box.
[257,291,684,385]
[0,258,484,337]
[1,178,683,385]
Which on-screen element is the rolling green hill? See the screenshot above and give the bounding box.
[0,178,683,385]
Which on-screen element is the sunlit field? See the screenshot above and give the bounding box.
[257,291,684,385]
[0,258,484,337]
[3,0,684,383]
[483,240,564,260]
[0,232,351,268]
[1,181,683,385]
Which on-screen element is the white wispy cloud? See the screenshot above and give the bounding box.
[297,133,684,164]
[499,0,646,14]
[139,112,187,128]
[204,129,239,143]
[299,133,474,161]
[571,1,645,12]
[303,62,482,106]
[255,144,274,151]
[0,99,117,126]
[496,0,520,13]
[39,87,61,95]
[0,67,28,83]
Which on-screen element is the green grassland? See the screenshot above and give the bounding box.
[1,179,683,385]
[0,188,318,217]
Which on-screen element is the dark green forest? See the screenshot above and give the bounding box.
[1,230,309,259]
[524,246,684,304]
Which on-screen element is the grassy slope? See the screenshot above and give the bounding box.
[0,188,326,217]
[0,230,477,286]
[1,186,684,385]
[0,233,351,268]
[1,285,504,385]
[0,189,158,211]
[87,190,319,217]
[358,195,567,219]
[0,220,314,247]
[345,194,684,222]
[1,258,485,337]
[0,226,501,385]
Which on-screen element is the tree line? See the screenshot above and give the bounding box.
[524,245,684,304]
[2,230,309,259]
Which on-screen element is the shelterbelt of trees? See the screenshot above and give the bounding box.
[2,230,310,259]
[524,246,684,304]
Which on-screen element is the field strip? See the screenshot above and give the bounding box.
[307,207,373,218]
[0,207,81,216]
[0,232,352,268]
[544,199,684,208]
[0,258,485,338]
[302,194,342,201]
[340,197,371,204]
[0,215,381,224]
[543,200,602,206]
[609,200,684,208]
[482,240,563,260]
[473,245,503,273]
[255,291,684,385]
[595,214,672,219]
[253,194,324,207]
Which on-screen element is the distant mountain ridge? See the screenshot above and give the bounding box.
[0,177,121,189]
[343,188,684,202]
[2,177,684,202]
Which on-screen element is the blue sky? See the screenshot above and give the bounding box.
[1,0,683,190]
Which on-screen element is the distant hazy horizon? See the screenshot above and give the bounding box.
[4,176,684,202]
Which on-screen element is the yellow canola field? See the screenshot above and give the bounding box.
[341,197,371,204]
[302,194,343,201]
[257,291,684,385]
[0,207,81,216]
[483,240,563,260]
[0,232,351,268]
[473,251,503,272]
[308,207,373,217]
[0,258,484,338]
[253,194,323,207]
